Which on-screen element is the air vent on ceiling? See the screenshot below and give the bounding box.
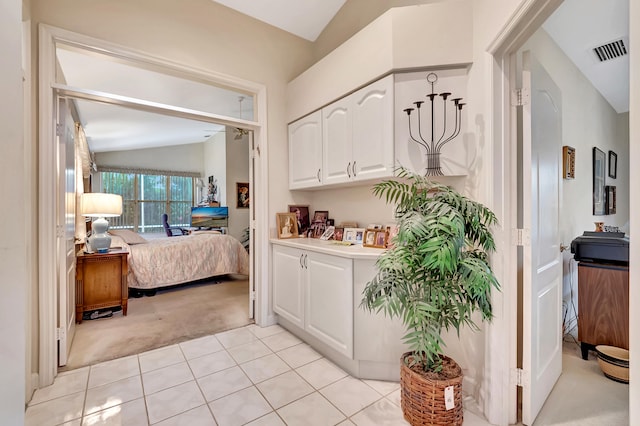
[593,39,628,62]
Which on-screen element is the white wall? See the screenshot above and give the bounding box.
[95,143,205,174]
[520,29,630,338]
[1,0,26,423]
[225,132,250,241]
[204,133,226,205]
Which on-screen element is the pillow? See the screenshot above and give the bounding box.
[190,230,222,235]
[109,229,148,244]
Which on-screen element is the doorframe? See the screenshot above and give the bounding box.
[38,24,270,386]
[485,1,563,424]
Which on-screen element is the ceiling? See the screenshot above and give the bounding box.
[57,0,628,153]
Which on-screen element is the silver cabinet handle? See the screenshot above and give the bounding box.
[304,254,308,269]
[353,161,357,177]
[347,162,351,178]
[317,169,321,182]
[299,254,304,268]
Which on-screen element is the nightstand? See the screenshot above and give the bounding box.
[76,249,129,324]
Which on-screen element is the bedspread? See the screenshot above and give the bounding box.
[110,233,249,289]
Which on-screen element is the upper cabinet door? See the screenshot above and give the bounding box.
[351,75,394,181]
[322,97,352,185]
[288,111,323,189]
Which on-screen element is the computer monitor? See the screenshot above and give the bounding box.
[190,206,228,228]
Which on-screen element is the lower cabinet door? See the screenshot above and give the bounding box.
[305,252,353,358]
[273,245,305,328]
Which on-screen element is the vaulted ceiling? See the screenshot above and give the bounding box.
[58,0,629,153]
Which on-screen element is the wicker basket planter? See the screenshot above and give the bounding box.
[400,352,464,426]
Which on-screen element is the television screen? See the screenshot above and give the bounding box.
[190,206,228,228]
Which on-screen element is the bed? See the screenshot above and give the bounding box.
[109,229,249,290]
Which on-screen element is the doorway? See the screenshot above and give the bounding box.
[38,24,269,386]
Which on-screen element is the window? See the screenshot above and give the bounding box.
[100,170,195,233]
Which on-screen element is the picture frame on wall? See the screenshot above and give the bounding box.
[608,150,617,179]
[236,182,249,208]
[592,147,606,215]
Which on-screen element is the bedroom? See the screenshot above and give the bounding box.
[56,44,257,366]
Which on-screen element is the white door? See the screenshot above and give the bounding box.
[248,131,255,319]
[351,74,394,181]
[521,51,563,425]
[272,245,305,328]
[57,98,77,366]
[322,97,352,185]
[288,111,323,189]
[305,252,353,357]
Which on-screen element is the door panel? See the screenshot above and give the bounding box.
[322,98,351,185]
[272,245,304,328]
[288,111,323,188]
[521,51,563,425]
[58,98,76,367]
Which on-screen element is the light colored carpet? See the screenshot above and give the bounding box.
[532,340,629,425]
[61,275,252,371]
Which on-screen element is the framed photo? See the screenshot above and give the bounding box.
[333,227,344,241]
[593,147,606,215]
[288,205,310,235]
[276,212,298,239]
[344,227,365,244]
[364,228,387,248]
[385,224,399,249]
[310,210,329,239]
[236,182,249,208]
[606,185,617,215]
[320,226,335,241]
[608,150,617,179]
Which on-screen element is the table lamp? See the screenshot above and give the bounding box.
[81,193,123,253]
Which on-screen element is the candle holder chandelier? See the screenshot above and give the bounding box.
[403,72,465,176]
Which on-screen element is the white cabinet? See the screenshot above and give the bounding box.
[288,75,394,189]
[288,110,323,189]
[322,75,395,185]
[272,245,353,358]
[305,252,353,358]
[273,245,305,328]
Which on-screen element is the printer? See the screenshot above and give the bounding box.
[570,231,629,265]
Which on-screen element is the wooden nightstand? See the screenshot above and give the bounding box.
[76,249,129,324]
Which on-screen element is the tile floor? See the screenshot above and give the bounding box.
[25,324,491,426]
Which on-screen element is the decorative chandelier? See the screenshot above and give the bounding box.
[403,72,465,176]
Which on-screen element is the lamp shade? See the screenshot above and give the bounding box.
[81,193,123,217]
[81,193,122,253]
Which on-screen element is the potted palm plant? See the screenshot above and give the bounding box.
[361,167,500,426]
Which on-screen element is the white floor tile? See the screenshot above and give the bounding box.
[179,334,224,360]
[386,389,401,407]
[209,387,272,426]
[337,420,355,425]
[29,368,88,405]
[25,391,84,426]
[84,375,144,416]
[145,381,206,424]
[81,397,149,426]
[188,350,237,378]
[349,397,409,425]
[88,355,140,389]
[139,345,185,373]
[256,371,314,409]
[295,358,347,389]
[261,331,302,352]
[361,379,400,396]
[240,354,292,384]
[320,376,383,417]
[153,404,217,426]
[276,344,322,369]
[215,327,258,349]
[245,412,286,426]
[61,420,82,426]
[227,340,273,364]
[142,361,194,395]
[247,324,285,339]
[276,392,346,426]
[197,365,252,402]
